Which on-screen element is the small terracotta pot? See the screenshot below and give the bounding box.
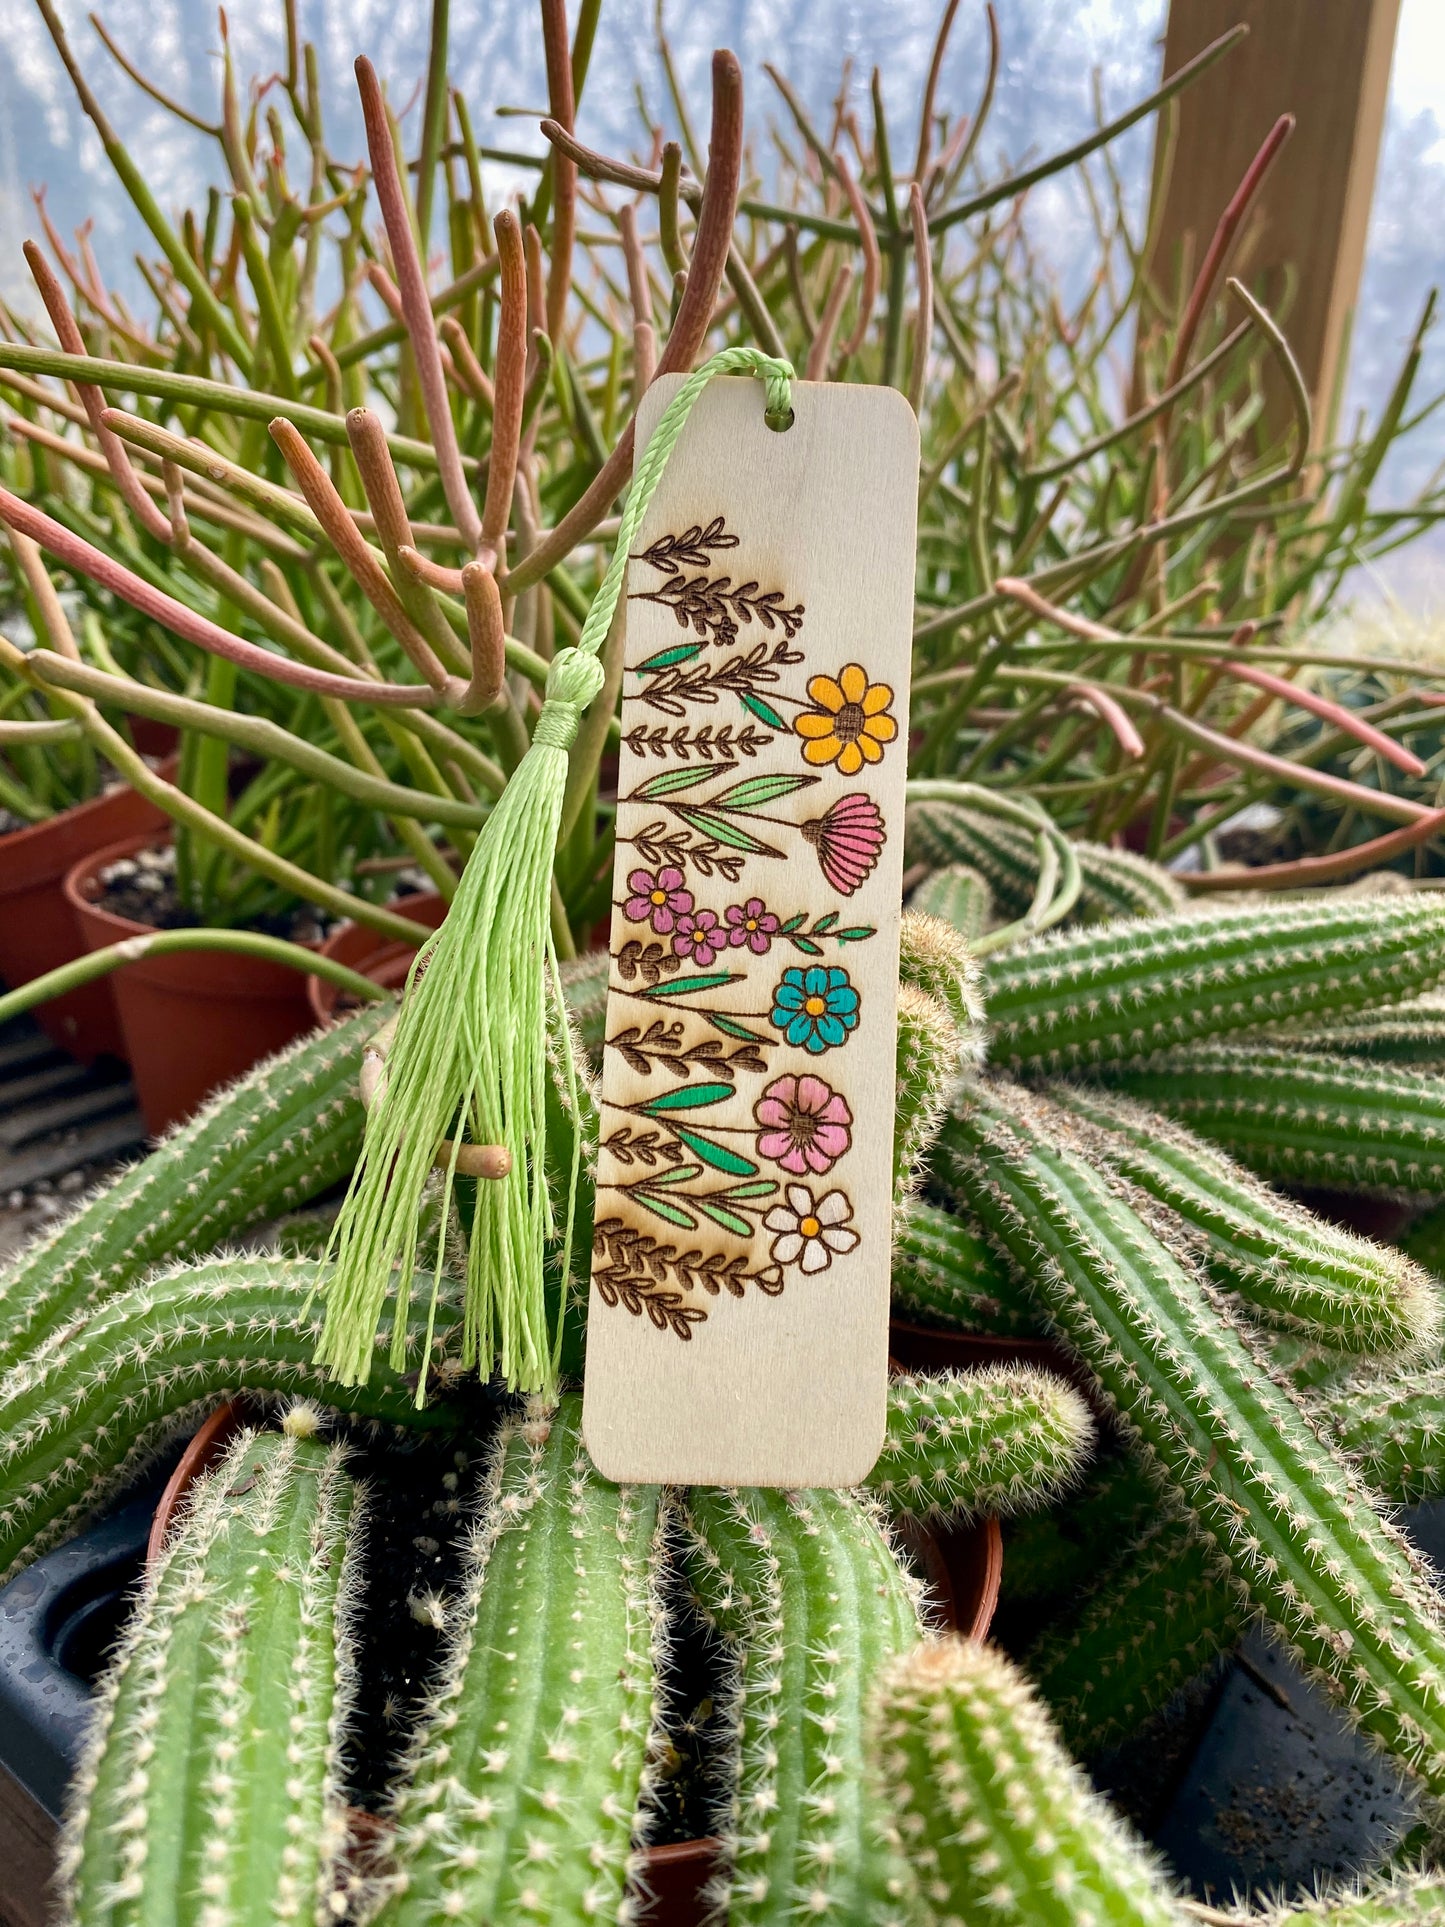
[149,1401,1002,1927]
[305,892,448,1026]
[64,831,318,1135]
[0,771,171,1063]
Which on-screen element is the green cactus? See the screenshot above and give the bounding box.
[1257,1869,1445,1925]
[899,909,986,1058]
[890,1199,1045,1339]
[905,798,1186,924]
[0,1257,462,1584]
[1105,1045,1445,1198]
[560,949,612,1072]
[1271,997,1445,1069]
[59,1418,361,1927]
[375,1395,664,1927]
[982,897,1445,1073]
[0,1010,378,1376]
[1051,1086,1441,1357]
[937,1084,1445,1809]
[1322,1363,1445,1504]
[1025,1511,1246,1756]
[684,1484,922,1926]
[866,1367,1094,1522]
[893,986,968,1210]
[1402,1204,1445,1275]
[908,863,994,942]
[870,1636,1182,1927]
[1000,1454,1159,1606]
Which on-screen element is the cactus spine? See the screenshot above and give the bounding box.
[908,863,993,941]
[1106,1046,1445,1198]
[899,909,986,1057]
[870,1637,1181,1927]
[867,1367,1093,1523]
[890,1199,1045,1338]
[937,1086,1445,1808]
[1272,997,1445,1069]
[684,1485,922,1925]
[59,1420,361,1927]
[1000,1454,1158,1607]
[1051,1086,1441,1357]
[1322,1364,1445,1504]
[375,1395,664,1927]
[1024,1512,1246,1756]
[982,897,1445,1072]
[0,1011,378,1375]
[0,1257,461,1583]
[893,987,968,1209]
[905,798,1186,924]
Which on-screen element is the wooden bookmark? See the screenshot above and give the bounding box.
[583,375,919,1487]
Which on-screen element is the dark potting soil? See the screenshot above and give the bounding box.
[94,843,332,943]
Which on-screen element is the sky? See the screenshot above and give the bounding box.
[1,0,1444,601]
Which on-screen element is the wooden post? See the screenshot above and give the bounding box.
[1144,0,1401,443]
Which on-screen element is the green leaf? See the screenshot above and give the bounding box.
[713,772,819,811]
[673,805,780,855]
[672,1127,757,1177]
[788,937,822,956]
[813,911,839,933]
[638,1163,703,1188]
[633,1192,699,1231]
[707,1013,770,1043]
[640,971,741,999]
[635,642,701,674]
[779,913,807,933]
[722,1178,778,1201]
[740,692,787,729]
[631,765,718,799]
[637,1082,735,1116]
[835,926,876,943]
[692,1197,754,1239]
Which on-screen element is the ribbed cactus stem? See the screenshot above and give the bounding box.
[893,986,966,1210]
[375,1395,664,1926]
[890,1199,1045,1338]
[899,909,986,1059]
[1322,1364,1445,1504]
[59,1422,361,1927]
[1106,1046,1445,1198]
[1025,1511,1246,1756]
[0,1010,377,1375]
[1271,997,1445,1069]
[0,1257,461,1584]
[938,1086,1445,1808]
[870,1637,1181,1927]
[684,1485,922,1925]
[1000,1453,1159,1606]
[908,863,993,941]
[867,1367,1094,1522]
[983,898,1445,1072]
[905,799,1186,923]
[560,949,612,1071]
[1256,1868,1445,1924]
[1051,1086,1441,1357]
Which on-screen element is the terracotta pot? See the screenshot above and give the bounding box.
[149,1401,1002,1927]
[0,772,171,1063]
[64,832,318,1135]
[305,892,448,1026]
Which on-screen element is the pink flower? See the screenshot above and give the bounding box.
[724,897,782,955]
[673,908,722,967]
[754,1074,854,1176]
[623,865,692,934]
[800,793,886,897]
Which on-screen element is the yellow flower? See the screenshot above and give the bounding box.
[794,663,898,775]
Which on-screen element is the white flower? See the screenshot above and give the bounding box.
[763,1184,859,1274]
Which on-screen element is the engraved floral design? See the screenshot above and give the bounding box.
[764,1184,860,1274]
[673,908,723,968]
[623,865,693,934]
[753,1074,853,1176]
[801,793,886,897]
[794,664,898,775]
[725,897,782,955]
[769,964,861,1053]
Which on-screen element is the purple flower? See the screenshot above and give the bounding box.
[623,865,692,934]
[673,909,722,968]
[724,896,782,955]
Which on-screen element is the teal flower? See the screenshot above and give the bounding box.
[769,965,861,1054]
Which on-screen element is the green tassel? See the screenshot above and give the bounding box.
[317,348,793,1399]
